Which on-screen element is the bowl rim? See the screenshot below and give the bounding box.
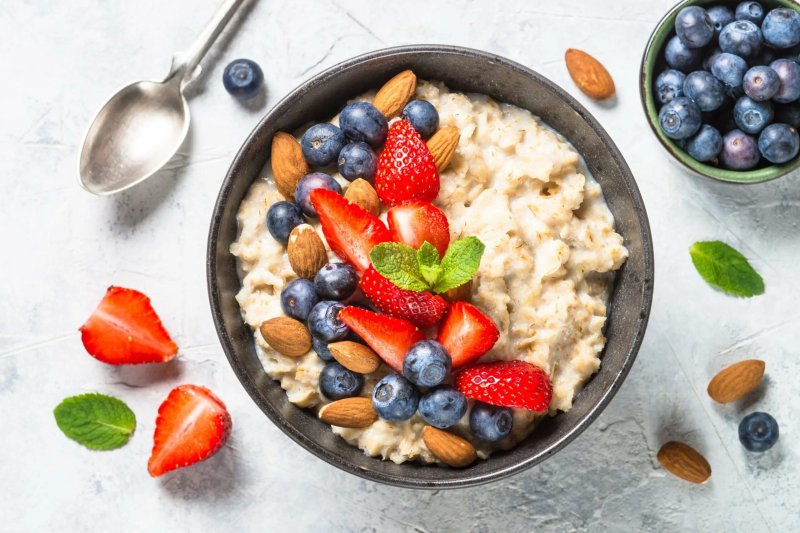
[208,44,654,489]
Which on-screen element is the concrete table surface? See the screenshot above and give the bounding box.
[1,0,796,531]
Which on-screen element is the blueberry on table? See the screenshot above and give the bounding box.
[743,66,780,101]
[470,402,513,442]
[222,59,263,99]
[738,412,779,452]
[403,340,452,387]
[307,300,349,342]
[314,262,358,301]
[719,20,763,58]
[675,6,714,48]
[686,124,723,162]
[709,52,748,89]
[683,71,726,112]
[401,100,440,139]
[770,58,800,103]
[337,142,377,182]
[707,6,735,37]
[266,201,305,245]
[294,172,342,218]
[762,8,800,49]
[655,69,686,105]
[418,386,467,429]
[664,35,703,72]
[721,129,761,169]
[372,374,419,421]
[320,362,364,400]
[659,96,702,139]
[734,96,774,134]
[280,279,319,321]
[734,1,764,24]
[774,102,800,128]
[758,123,800,163]
[301,123,346,167]
[339,101,389,148]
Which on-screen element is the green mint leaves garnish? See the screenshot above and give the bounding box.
[370,237,485,294]
[53,393,136,450]
[690,241,764,297]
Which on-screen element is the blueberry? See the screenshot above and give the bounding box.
[401,100,440,139]
[738,412,779,452]
[339,102,388,147]
[280,279,319,321]
[683,71,726,112]
[222,59,263,99]
[312,336,334,361]
[770,58,800,103]
[470,402,514,442]
[735,1,764,24]
[759,123,800,163]
[710,52,748,89]
[372,374,420,421]
[675,6,714,48]
[686,124,723,162]
[719,20,763,58]
[774,102,800,128]
[301,123,346,167]
[734,96,774,134]
[294,172,342,218]
[337,142,377,182]
[418,386,467,429]
[266,201,304,245]
[307,300,348,342]
[707,6,735,36]
[659,96,702,139]
[721,129,761,169]
[402,340,452,387]
[320,362,364,400]
[314,262,358,300]
[655,69,687,105]
[743,66,780,101]
[665,35,703,72]
[762,8,800,48]
[702,47,723,72]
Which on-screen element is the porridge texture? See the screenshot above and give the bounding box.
[230,80,628,464]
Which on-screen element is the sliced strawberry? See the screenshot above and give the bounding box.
[79,286,178,365]
[360,265,449,328]
[148,385,232,477]
[310,189,391,272]
[436,301,499,369]
[374,119,440,207]
[338,306,425,372]
[455,360,552,412]
[387,201,450,257]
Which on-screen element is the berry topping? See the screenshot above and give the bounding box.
[374,119,440,207]
[469,402,514,442]
[403,340,452,387]
[387,201,450,257]
[436,301,499,369]
[314,262,358,301]
[418,386,467,429]
[402,99,440,139]
[371,373,419,421]
[319,361,364,400]
[312,336,334,362]
[339,101,388,148]
[307,300,349,342]
[301,123,346,167]
[295,172,342,218]
[338,306,424,372]
[360,265,449,328]
[455,360,552,412]
[222,59,263,99]
[266,201,305,245]
[280,279,319,321]
[738,411,779,452]
[338,141,378,182]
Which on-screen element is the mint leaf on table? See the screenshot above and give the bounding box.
[53,393,136,450]
[689,241,764,297]
[370,242,429,291]
[433,236,486,293]
[417,241,442,286]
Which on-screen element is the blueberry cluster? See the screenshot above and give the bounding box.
[656,2,800,169]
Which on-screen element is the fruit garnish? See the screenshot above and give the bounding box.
[338,306,424,372]
[738,412,779,452]
[53,393,136,450]
[374,119,439,206]
[79,286,178,365]
[455,360,552,412]
[436,301,499,369]
[360,265,448,328]
[222,59,263,100]
[689,241,764,297]
[387,201,450,257]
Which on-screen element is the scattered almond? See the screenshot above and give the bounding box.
[427,126,460,172]
[564,49,615,100]
[259,317,311,357]
[288,224,327,279]
[422,426,477,468]
[271,132,309,200]
[707,359,765,403]
[319,397,377,428]
[328,341,381,374]
[344,178,381,216]
[442,280,472,303]
[657,441,711,484]
[372,70,417,118]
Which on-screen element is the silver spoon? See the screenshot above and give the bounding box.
[79,0,247,195]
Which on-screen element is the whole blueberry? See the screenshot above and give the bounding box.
[470,402,514,442]
[683,71,726,112]
[314,262,358,300]
[339,101,388,147]
[762,8,800,48]
[734,96,774,134]
[709,52,748,89]
[770,58,800,103]
[743,66,780,101]
[418,386,467,429]
[307,300,349,342]
[721,129,761,169]
[337,142,377,181]
[372,374,420,421]
[707,6,735,36]
[402,340,452,387]
[655,69,687,105]
[738,412,779,452]
[665,35,703,72]
[659,97,702,139]
[702,47,723,72]
[312,336,334,361]
[735,1,764,24]
[222,59,263,99]
[675,6,714,48]
[280,279,319,321]
[774,102,800,128]
[301,123,346,167]
[759,123,800,163]
[320,362,364,400]
[266,201,304,245]
[719,20,763,58]
[686,124,723,162]
[294,172,342,218]
[401,100,440,139]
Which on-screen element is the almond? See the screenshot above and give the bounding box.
[565,49,615,100]
[328,341,380,374]
[707,359,765,403]
[288,224,327,279]
[271,132,309,200]
[442,280,472,303]
[344,178,381,216]
[422,426,477,468]
[427,126,460,172]
[657,441,711,484]
[372,70,417,118]
[319,397,377,428]
[259,317,311,357]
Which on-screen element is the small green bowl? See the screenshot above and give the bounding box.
[640,0,800,183]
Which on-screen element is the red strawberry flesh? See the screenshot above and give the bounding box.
[374,120,440,207]
[338,306,424,372]
[360,265,448,328]
[387,201,450,257]
[455,360,552,412]
[436,301,499,369]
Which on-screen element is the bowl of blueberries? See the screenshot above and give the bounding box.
[641,0,800,183]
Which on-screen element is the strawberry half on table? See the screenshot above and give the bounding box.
[338,306,425,372]
[387,201,450,257]
[436,301,499,369]
[455,360,553,413]
[360,265,448,328]
[374,119,440,207]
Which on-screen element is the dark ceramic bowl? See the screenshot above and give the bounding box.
[208,45,654,489]
[641,0,800,183]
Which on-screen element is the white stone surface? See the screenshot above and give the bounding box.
[0,0,796,530]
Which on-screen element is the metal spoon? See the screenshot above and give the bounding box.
[79,0,247,195]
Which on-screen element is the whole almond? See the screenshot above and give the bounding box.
[344,179,381,216]
[288,224,327,279]
[271,132,309,200]
[565,49,615,100]
[657,441,711,484]
[328,341,380,374]
[707,359,765,403]
[259,317,312,357]
[422,426,477,468]
[442,280,472,303]
[427,126,460,172]
[319,397,377,428]
[372,70,417,118]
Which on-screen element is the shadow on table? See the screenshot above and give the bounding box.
[158,434,242,501]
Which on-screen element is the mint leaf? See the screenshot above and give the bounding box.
[370,242,429,291]
[54,393,136,450]
[433,237,485,293]
[690,241,764,297]
[417,242,442,286]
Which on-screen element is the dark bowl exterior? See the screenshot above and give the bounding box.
[208,45,654,489]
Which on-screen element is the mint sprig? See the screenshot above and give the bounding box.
[54,393,136,450]
[689,241,764,297]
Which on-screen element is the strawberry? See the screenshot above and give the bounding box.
[455,360,552,412]
[148,385,232,477]
[387,201,450,257]
[79,286,178,365]
[338,306,425,372]
[374,119,440,207]
[436,301,499,369]
[310,189,391,272]
[360,265,449,328]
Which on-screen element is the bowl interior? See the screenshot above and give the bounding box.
[208,46,654,488]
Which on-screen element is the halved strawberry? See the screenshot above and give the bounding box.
[374,119,440,207]
[455,360,552,412]
[79,286,178,365]
[338,306,425,372]
[436,301,499,369]
[310,189,391,272]
[387,201,450,257]
[148,385,232,477]
[360,265,449,328]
